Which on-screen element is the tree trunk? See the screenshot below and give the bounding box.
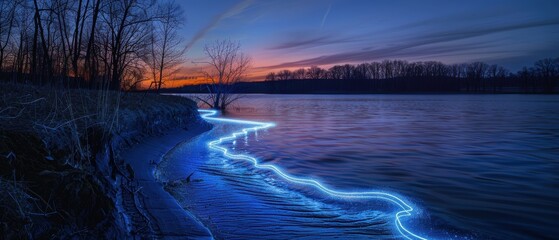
[85,0,100,88]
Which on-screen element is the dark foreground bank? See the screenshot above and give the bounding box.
[0,83,210,238]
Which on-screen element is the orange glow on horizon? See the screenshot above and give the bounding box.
[139,76,211,89]
[137,53,330,89]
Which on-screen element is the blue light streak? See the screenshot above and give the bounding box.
[199,109,427,240]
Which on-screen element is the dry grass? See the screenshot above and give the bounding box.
[1,83,121,168]
[1,83,199,169]
[0,82,201,238]
[0,170,61,238]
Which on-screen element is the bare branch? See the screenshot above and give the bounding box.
[200,39,251,110]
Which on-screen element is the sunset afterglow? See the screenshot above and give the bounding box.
[168,0,559,87]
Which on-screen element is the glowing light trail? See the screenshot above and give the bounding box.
[199,109,427,240]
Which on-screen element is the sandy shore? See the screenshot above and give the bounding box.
[120,121,214,239]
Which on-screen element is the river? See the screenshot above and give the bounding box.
[159,94,559,239]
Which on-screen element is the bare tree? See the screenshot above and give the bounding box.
[0,0,188,90]
[329,65,344,79]
[0,0,18,71]
[68,0,90,79]
[145,0,185,92]
[534,58,559,92]
[197,39,250,110]
[102,0,155,90]
[307,66,325,79]
[354,63,369,79]
[265,72,276,81]
[466,62,488,91]
[84,0,101,86]
[277,69,291,80]
[292,68,306,79]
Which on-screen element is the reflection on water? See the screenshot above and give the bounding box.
[158,123,398,239]
[165,94,559,239]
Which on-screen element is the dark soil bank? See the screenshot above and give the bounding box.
[0,83,209,239]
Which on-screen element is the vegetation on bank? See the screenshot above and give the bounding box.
[0,83,202,238]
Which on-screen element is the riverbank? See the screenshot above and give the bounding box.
[0,83,211,238]
[120,123,212,238]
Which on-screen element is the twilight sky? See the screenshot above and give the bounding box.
[175,0,559,83]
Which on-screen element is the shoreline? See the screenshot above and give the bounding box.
[120,121,213,239]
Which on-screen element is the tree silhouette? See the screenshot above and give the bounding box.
[145,1,185,92]
[196,39,251,110]
[250,58,558,94]
[0,0,184,91]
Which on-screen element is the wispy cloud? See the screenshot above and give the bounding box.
[398,10,509,30]
[267,7,506,52]
[258,18,559,69]
[186,0,253,48]
[320,3,332,29]
[268,34,360,50]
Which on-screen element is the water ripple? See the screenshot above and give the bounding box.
[198,109,428,240]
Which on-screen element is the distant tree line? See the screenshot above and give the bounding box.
[0,0,184,91]
[260,59,559,93]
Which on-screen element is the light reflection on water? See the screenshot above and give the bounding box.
[222,94,559,239]
[163,94,559,239]
[159,122,401,239]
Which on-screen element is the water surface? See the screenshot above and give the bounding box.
[163,94,559,239]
